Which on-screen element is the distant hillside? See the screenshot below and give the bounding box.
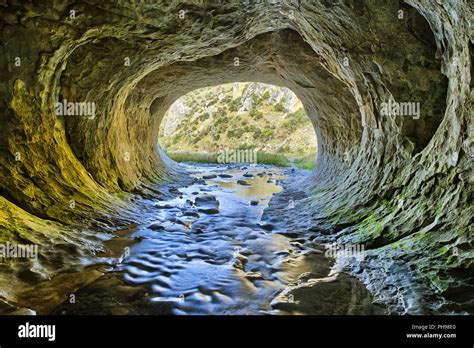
[158,82,317,157]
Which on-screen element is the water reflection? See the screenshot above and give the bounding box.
[54,164,384,315]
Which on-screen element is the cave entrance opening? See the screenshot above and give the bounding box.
[158,82,318,170]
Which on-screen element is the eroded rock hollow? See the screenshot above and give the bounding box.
[0,0,472,314]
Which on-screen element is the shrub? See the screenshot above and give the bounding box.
[294,152,317,170]
[249,109,263,120]
[261,127,275,139]
[274,102,286,112]
[237,143,256,150]
[251,94,261,106]
[229,97,241,112]
[227,128,244,138]
[290,107,308,125]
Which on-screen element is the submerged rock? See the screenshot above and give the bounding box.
[155,204,174,209]
[195,195,220,214]
[195,195,218,204]
[149,224,165,231]
[259,224,274,231]
[245,271,264,280]
[197,208,219,214]
[182,211,200,218]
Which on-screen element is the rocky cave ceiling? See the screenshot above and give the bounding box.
[0,0,472,314]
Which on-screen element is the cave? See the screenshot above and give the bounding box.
[0,0,472,320]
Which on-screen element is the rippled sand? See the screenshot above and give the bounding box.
[53,164,385,315]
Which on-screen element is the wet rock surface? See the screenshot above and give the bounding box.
[0,1,472,315]
[53,164,384,315]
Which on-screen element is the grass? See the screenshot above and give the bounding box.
[165,150,291,167]
[165,151,218,163]
[294,153,316,170]
[256,151,290,167]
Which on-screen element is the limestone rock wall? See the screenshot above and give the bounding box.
[0,0,472,313]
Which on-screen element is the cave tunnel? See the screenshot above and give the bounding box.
[0,0,472,319]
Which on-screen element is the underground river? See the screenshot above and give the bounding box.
[51,163,385,315]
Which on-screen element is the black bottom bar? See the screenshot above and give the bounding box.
[1,315,472,347]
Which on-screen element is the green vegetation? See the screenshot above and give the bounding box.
[273,101,286,112]
[165,150,290,167]
[256,151,291,167]
[251,94,261,106]
[237,143,256,150]
[249,109,263,119]
[283,108,308,132]
[228,97,241,112]
[260,126,275,140]
[356,212,384,240]
[165,151,218,163]
[159,82,317,159]
[294,153,317,170]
